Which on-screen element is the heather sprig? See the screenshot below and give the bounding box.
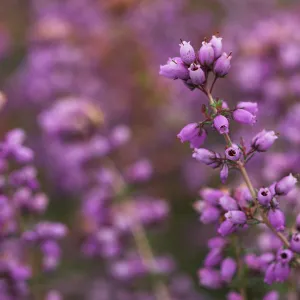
[160,34,300,299]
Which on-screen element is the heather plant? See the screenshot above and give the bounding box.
[160,35,300,299]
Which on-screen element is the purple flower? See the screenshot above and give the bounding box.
[45,290,63,300]
[237,102,258,115]
[214,115,229,134]
[200,205,220,224]
[177,123,207,149]
[290,233,300,252]
[220,164,229,184]
[225,210,247,225]
[268,209,285,231]
[188,64,205,85]
[264,263,276,284]
[275,174,297,196]
[179,41,196,65]
[214,52,232,77]
[159,57,189,80]
[198,42,215,67]
[296,213,300,231]
[233,109,256,125]
[263,291,279,300]
[277,249,293,263]
[220,257,237,283]
[251,130,278,152]
[207,237,227,249]
[273,261,290,283]
[210,35,223,59]
[257,187,272,206]
[125,159,153,183]
[244,254,260,270]
[227,291,242,300]
[204,248,223,267]
[198,268,222,289]
[225,144,241,161]
[200,188,224,205]
[218,220,236,237]
[192,148,221,168]
[219,195,238,211]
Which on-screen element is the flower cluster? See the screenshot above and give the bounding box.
[0,128,66,299]
[160,34,300,299]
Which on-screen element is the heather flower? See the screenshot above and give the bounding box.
[233,109,256,125]
[218,220,236,237]
[204,248,223,267]
[192,148,221,168]
[220,257,237,283]
[275,174,297,196]
[214,115,229,134]
[263,291,279,300]
[188,64,205,85]
[198,42,215,67]
[219,195,238,211]
[251,130,278,152]
[125,159,153,183]
[159,57,189,80]
[207,237,227,249]
[214,52,232,77]
[264,263,276,284]
[290,233,300,253]
[277,249,293,263]
[177,123,207,148]
[225,144,241,161]
[200,188,224,205]
[198,268,222,289]
[210,35,223,59]
[179,41,196,65]
[296,214,300,231]
[236,102,258,115]
[200,205,220,224]
[268,209,285,231]
[46,290,63,300]
[220,163,229,183]
[257,187,272,206]
[273,261,290,283]
[225,210,247,225]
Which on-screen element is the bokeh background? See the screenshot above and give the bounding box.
[1,0,300,299]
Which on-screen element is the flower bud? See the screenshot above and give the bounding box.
[257,187,272,206]
[200,205,220,224]
[159,57,189,80]
[277,249,293,263]
[204,248,223,267]
[263,291,279,300]
[198,42,215,67]
[268,208,285,231]
[225,144,241,161]
[188,64,205,85]
[233,109,256,125]
[264,263,276,284]
[214,52,231,77]
[275,174,297,196]
[227,292,242,300]
[192,148,221,168]
[220,257,237,283]
[177,123,207,149]
[274,261,290,283]
[219,195,238,211]
[207,237,227,249]
[210,35,223,59]
[179,41,196,65]
[290,233,300,253]
[251,130,278,152]
[237,101,258,115]
[220,164,229,184]
[200,188,224,205]
[218,220,236,237]
[213,115,229,134]
[225,210,247,224]
[198,268,222,289]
